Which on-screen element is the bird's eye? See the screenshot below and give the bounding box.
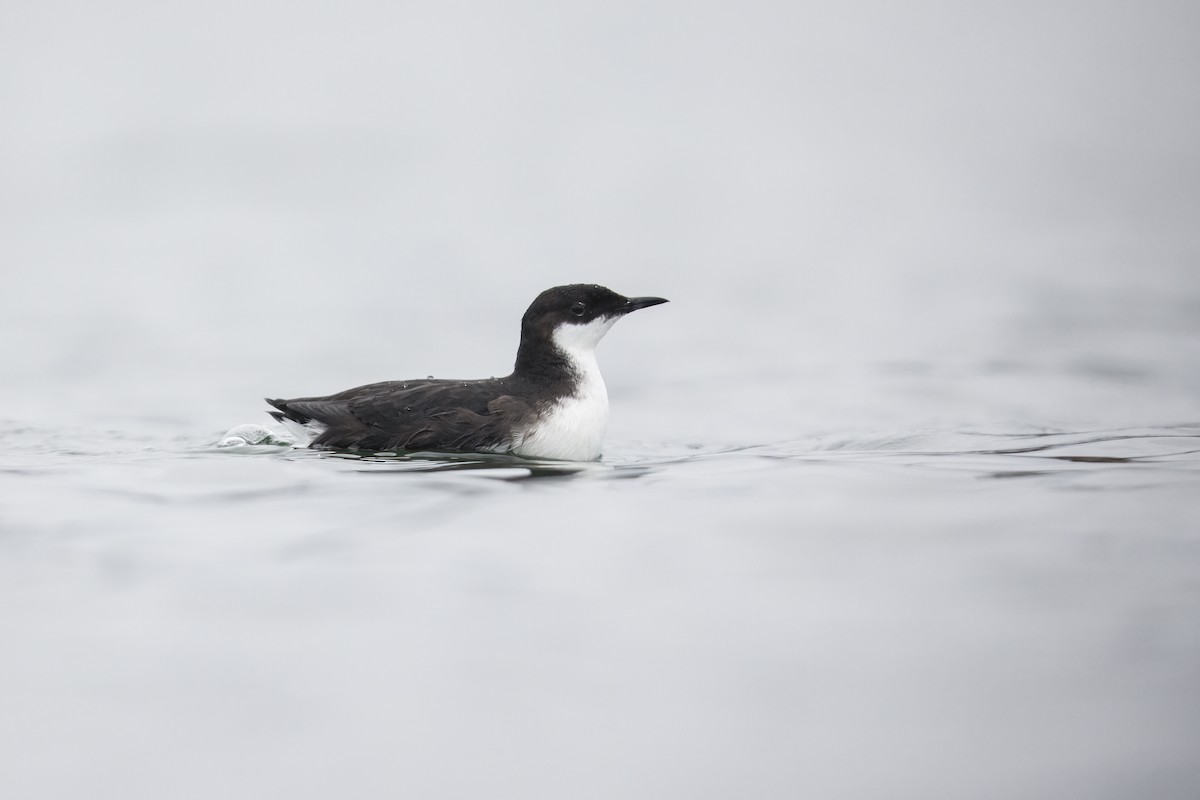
[570,302,586,317]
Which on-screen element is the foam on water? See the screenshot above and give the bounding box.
[217,423,297,449]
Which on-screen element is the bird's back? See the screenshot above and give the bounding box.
[267,377,538,453]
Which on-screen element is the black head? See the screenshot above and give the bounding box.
[521,284,668,333]
[514,284,668,378]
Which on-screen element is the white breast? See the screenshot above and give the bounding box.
[514,317,617,461]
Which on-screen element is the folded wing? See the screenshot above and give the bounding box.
[266,378,535,453]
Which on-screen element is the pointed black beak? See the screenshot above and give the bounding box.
[620,296,669,314]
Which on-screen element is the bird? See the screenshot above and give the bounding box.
[265,284,668,461]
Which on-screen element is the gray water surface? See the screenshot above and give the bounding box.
[2,385,1198,799]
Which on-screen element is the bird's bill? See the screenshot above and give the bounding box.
[620,296,669,313]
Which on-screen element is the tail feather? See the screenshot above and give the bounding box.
[264,396,364,447]
[265,398,327,445]
[265,397,307,424]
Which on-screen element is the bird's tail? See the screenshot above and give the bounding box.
[264,398,322,444]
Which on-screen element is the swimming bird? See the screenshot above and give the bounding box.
[265,284,668,460]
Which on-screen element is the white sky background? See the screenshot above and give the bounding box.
[1,0,1198,424]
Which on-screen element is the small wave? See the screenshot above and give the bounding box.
[656,425,1200,487]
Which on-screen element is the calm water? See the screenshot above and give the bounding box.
[3,1,1200,798]
[2,354,1198,799]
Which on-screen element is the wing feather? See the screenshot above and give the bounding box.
[268,378,537,453]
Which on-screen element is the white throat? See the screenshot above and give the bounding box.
[514,316,617,461]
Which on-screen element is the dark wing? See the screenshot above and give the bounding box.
[266,378,535,453]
